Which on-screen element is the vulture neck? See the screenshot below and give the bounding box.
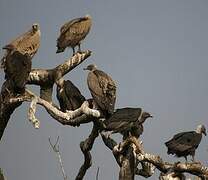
[90,68,97,72]
[195,128,203,134]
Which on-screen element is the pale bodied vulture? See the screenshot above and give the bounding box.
[165,124,206,162]
[84,64,116,118]
[2,23,41,58]
[57,80,86,112]
[56,15,92,55]
[103,108,153,139]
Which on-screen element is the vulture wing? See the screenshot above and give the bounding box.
[60,17,87,34]
[88,69,116,116]
[57,80,85,112]
[4,51,31,93]
[165,131,202,153]
[64,80,86,110]
[57,17,92,49]
[104,108,142,134]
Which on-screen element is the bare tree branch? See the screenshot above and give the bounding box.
[101,134,155,180]
[0,81,23,141]
[27,51,91,86]
[75,121,99,180]
[101,134,208,179]
[49,136,67,180]
[135,162,155,178]
[28,96,40,128]
[136,146,208,179]
[96,167,100,180]
[9,89,101,128]
[0,51,92,141]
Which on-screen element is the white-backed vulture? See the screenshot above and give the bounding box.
[56,15,92,54]
[84,64,116,118]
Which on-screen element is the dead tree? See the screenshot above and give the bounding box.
[0,41,208,180]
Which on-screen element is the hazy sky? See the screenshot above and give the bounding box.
[0,0,208,179]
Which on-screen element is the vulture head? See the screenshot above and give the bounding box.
[140,111,153,123]
[196,124,206,136]
[83,64,97,71]
[32,23,39,32]
[84,14,91,19]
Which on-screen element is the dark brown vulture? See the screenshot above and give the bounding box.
[4,52,32,93]
[103,108,153,139]
[84,64,116,118]
[57,80,86,112]
[165,124,206,162]
[56,15,92,54]
[1,23,40,93]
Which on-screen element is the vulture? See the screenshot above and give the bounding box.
[84,64,116,118]
[1,23,40,93]
[56,15,92,54]
[2,23,41,58]
[165,124,206,162]
[103,108,153,139]
[57,80,86,112]
[4,52,32,93]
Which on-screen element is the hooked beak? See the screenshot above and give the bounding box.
[149,115,153,118]
[203,131,207,136]
[83,67,87,70]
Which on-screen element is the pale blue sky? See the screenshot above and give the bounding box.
[0,0,208,179]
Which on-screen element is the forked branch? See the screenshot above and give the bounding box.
[9,89,101,128]
[75,121,99,180]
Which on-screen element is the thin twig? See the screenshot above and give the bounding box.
[96,166,99,180]
[49,136,67,180]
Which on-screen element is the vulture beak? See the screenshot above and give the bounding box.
[203,131,207,136]
[149,115,153,118]
[83,67,87,70]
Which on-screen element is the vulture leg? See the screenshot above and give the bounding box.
[78,43,81,53]
[72,47,75,55]
[184,156,188,163]
[191,152,195,162]
[192,155,195,162]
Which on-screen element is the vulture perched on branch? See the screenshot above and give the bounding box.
[57,80,86,112]
[56,15,92,55]
[1,23,40,93]
[4,52,32,93]
[165,124,206,162]
[84,64,116,118]
[103,107,153,139]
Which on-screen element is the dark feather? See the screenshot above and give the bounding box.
[87,69,116,118]
[4,51,32,93]
[57,80,86,112]
[165,130,202,159]
[103,108,144,137]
